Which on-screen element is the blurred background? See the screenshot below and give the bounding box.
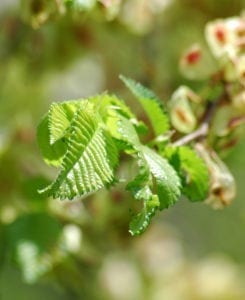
[0,1,244,299]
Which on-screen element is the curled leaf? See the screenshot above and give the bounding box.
[40,106,118,199]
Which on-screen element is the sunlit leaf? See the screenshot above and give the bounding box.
[37,115,67,167]
[40,105,118,199]
[48,100,82,144]
[165,146,209,201]
[120,75,169,136]
[142,146,182,209]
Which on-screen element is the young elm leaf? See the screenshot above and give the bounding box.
[48,100,85,144]
[120,75,169,136]
[37,115,67,167]
[40,106,118,199]
[165,146,209,201]
[142,146,182,209]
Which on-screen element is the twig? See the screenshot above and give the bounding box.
[172,94,224,147]
[173,123,209,146]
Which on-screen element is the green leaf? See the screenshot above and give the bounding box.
[90,94,134,121]
[120,75,169,136]
[37,115,67,167]
[90,94,149,138]
[142,146,182,209]
[126,154,152,201]
[127,155,159,235]
[117,116,142,150]
[129,204,157,236]
[48,100,82,144]
[117,116,181,235]
[37,100,85,167]
[165,146,209,201]
[126,146,182,235]
[38,95,134,200]
[40,106,118,199]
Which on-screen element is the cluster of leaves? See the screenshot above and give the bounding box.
[37,15,244,236]
[37,75,210,235]
[38,17,245,235]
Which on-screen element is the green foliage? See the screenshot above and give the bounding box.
[40,102,118,199]
[127,146,182,235]
[165,146,209,202]
[37,115,67,167]
[37,77,211,235]
[120,75,170,136]
[115,113,181,235]
[48,101,82,144]
[142,147,182,209]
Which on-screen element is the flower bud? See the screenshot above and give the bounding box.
[205,17,245,59]
[180,44,217,80]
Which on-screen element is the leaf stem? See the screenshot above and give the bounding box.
[173,123,209,146]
